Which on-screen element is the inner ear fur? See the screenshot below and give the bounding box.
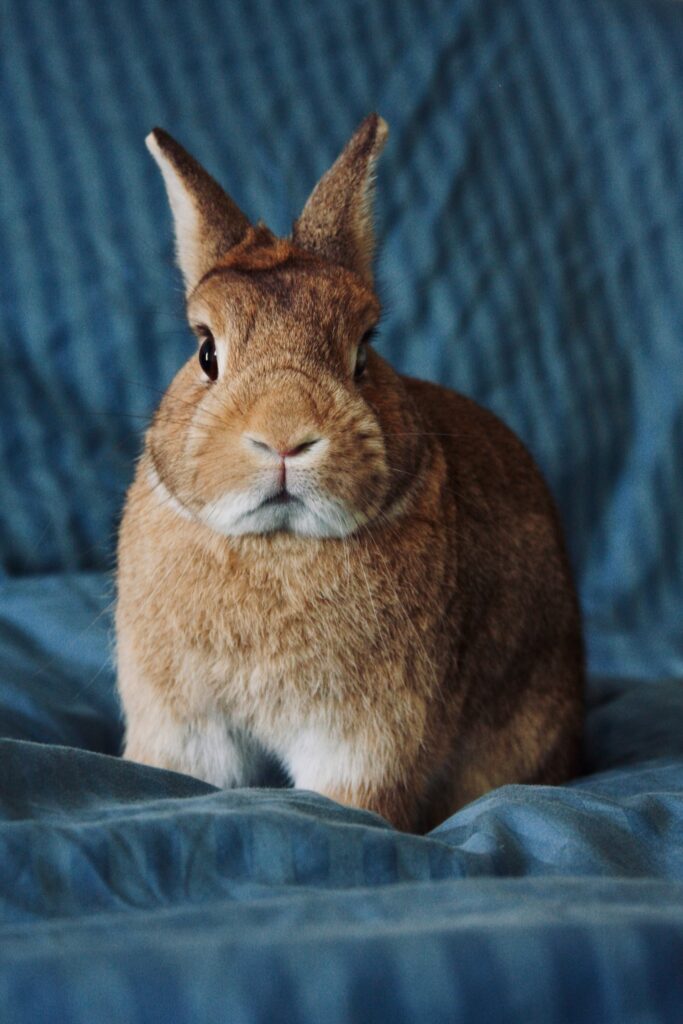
[146,128,251,295]
[292,113,389,285]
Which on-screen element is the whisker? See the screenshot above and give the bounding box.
[89,410,228,436]
[383,463,419,480]
[384,431,465,440]
[111,377,230,428]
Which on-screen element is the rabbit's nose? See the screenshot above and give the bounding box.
[244,434,323,459]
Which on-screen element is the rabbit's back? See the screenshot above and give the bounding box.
[402,376,583,823]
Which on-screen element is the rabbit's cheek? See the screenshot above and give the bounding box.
[315,442,389,522]
[183,419,248,493]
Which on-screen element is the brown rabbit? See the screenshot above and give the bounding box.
[116,114,583,833]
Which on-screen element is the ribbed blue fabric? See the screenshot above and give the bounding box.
[0,1,681,670]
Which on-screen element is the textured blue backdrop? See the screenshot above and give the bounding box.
[1,1,683,1021]
[1,0,682,676]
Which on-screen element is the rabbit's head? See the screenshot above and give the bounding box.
[146,115,418,539]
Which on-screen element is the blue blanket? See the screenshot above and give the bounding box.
[1,0,683,1020]
[1,576,682,1021]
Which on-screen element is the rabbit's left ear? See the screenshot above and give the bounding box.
[293,114,388,285]
[146,129,251,295]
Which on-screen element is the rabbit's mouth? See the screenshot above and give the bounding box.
[260,489,298,508]
[168,468,368,540]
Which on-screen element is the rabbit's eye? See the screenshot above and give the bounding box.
[198,333,218,381]
[354,328,376,380]
[354,344,368,380]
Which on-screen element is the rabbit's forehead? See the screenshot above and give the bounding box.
[188,265,379,345]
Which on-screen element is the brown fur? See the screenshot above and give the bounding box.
[117,116,584,833]
[293,113,388,282]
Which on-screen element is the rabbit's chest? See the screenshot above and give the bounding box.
[171,550,424,725]
[191,578,366,697]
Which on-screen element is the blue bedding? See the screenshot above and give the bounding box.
[1,0,683,1020]
[1,576,682,1021]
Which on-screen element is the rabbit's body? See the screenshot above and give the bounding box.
[116,116,583,832]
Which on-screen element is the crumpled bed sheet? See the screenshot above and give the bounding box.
[0,574,681,1022]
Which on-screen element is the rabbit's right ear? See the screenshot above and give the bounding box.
[146,129,251,295]
[293,114,388,285]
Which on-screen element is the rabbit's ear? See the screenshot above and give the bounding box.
[293,114,388,285]
[146,129,251,294]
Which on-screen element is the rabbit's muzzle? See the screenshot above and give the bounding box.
[159,366,390,541]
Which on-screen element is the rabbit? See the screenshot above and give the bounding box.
[116,113,584,833]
